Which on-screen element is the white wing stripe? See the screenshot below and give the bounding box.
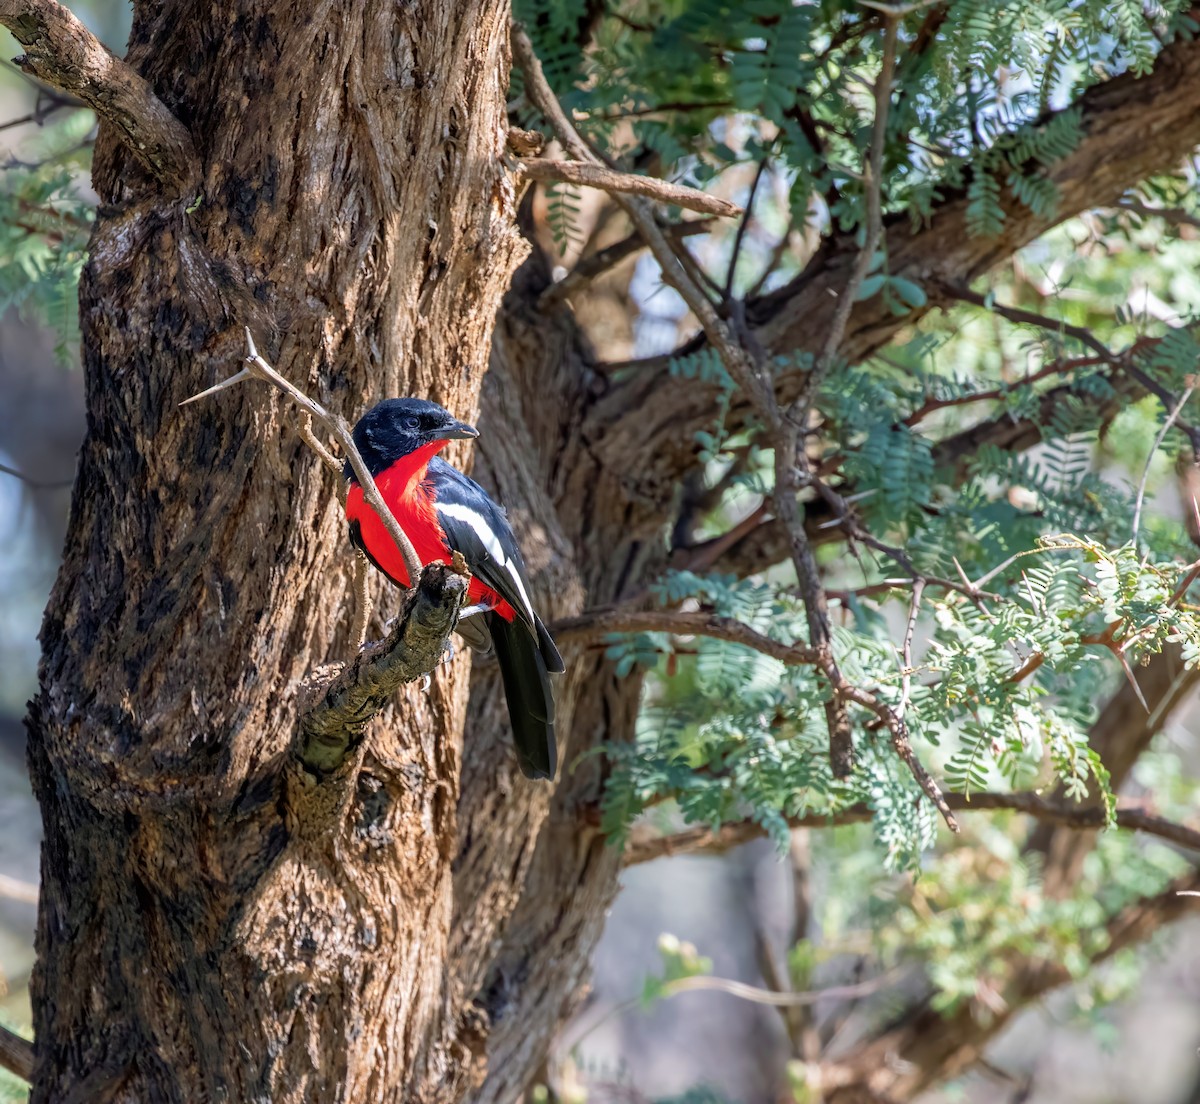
[437,502,536,622]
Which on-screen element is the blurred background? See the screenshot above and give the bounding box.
[1,4,1199,1103]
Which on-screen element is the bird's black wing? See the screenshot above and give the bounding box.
[428,458,564,674]
[427,458,538,628]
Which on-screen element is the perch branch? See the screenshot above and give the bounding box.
[0,0,200,189]
[180,327,425,588]
[297,565,467,776]
[624,792,1200,865]
[519,158,743,218]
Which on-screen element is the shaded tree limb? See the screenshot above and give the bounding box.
[551,608,820,665]
[0,1025,33,1084]
[519,158,742,219]
[623,792,1200,866]
[298,564,468,777]
[0,0,199,189]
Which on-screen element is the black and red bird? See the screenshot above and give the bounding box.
[344,398,563,780]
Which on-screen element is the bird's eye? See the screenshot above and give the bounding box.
[404,416,420,430]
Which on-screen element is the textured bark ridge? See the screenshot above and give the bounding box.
[27,0,529,1099]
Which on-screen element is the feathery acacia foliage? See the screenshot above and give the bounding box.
[506,1,1200,1085]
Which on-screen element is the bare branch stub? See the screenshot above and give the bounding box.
[298,564,468,778]
[519,158,743,219]
[0,0,200,190]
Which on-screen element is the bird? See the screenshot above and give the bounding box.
[343,397,563,780]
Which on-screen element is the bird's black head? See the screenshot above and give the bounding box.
[347,398,479,479]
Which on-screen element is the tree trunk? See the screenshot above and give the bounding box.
[25,0,546,1098]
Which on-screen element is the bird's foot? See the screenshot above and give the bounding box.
[418,672,432,693]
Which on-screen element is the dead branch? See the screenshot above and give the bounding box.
[0,0,200,189]
[519,158,742,219]
[623,792,1200,865]
[181,327,424,588]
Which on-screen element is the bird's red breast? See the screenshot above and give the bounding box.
[344,442,517,620]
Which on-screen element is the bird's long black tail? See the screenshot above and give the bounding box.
[488,612,559,779]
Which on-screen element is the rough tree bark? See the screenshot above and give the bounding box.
[8,0,1200,1099]
[22,0,534,1098]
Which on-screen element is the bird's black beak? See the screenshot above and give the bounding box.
[441,419,479,440]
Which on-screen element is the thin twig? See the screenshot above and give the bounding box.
[1133,386,1194,551]
[724,159,768,298]
[297,411,342,474]
[791,11,898,421]
[520,158,742,218]
[898,579,924,719]
[649,970,898,1008]
[1115,197,1200,232]
[180,327,425,587]
[1168,558,1200,608]
[902,354,1108,426]
[0,460,73,489]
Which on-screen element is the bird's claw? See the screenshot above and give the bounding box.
[418,673,432,693]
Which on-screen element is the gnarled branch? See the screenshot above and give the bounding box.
[0,0,199,189]
[298,565,468,777]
